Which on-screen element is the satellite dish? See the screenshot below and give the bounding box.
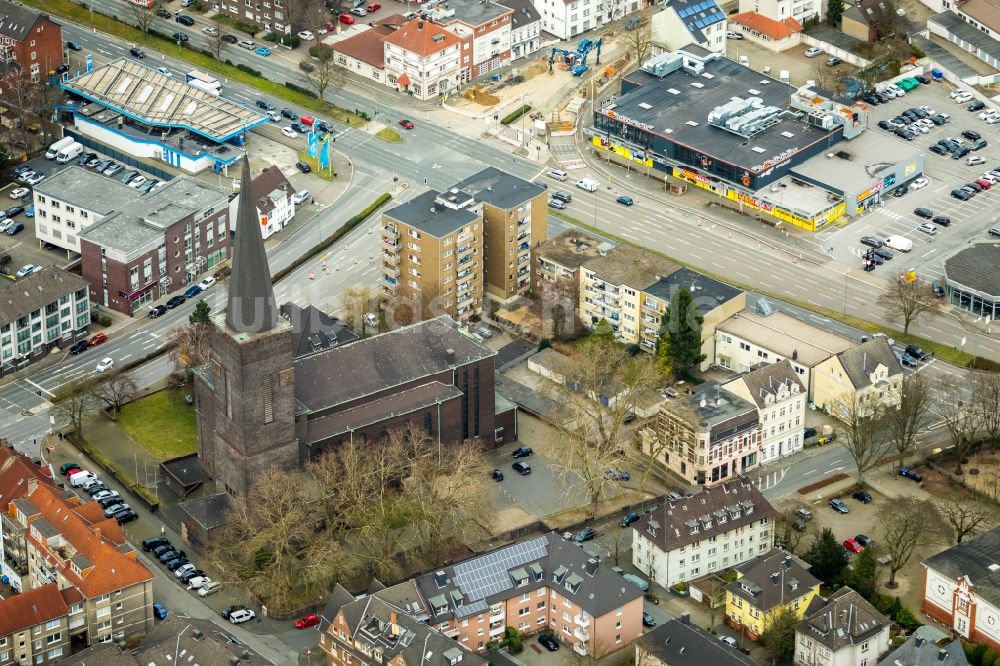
[700,399,707,408]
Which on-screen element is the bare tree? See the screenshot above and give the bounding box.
[538,274,580,339]
[169,321,213,378]
[51,378,97,439]
[207,17,228,61]
[301,44,341,107]
[93,370,138,421]
[624,8,653,69]
[703,579,727,633]
[129,1,158,39]
[337,285,377,335]
[775,508,811,555]
[877,277,939,335]
[599,528,632,567]
[879,500,942,588]
[866,0,901,40]
[545,339,660,516]
[936,499,995,545]
[884,372,933,469]
[938,377,983,475]
[834,392,888,483]
[972,371,1000,452]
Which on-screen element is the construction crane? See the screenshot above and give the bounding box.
[570,38,602,76]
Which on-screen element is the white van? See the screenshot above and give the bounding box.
[547,169,568,181]
[884,235,913,252]
[69,470,97,487]
[56,142,84,164]
[576,178,598,192]
[45,137,75,159]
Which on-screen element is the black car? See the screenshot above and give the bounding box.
[166,295,186,309]
[290,122,305,133]
[115,510,139,524]
[142,536,170,552]
[900,467,923,482]
[642,612,657,627]
[179,569,206,583]
[280,108,297,120]
[620,511,640,527]
[893,128,914,141]
[971,138,988,151]
[172,33,189,42]
[85,483,109,496]
[953,146,971,160]
[877,120,893,130]
[900,353,919,368]
[916,74,931,84]
[860,236,883,249]
[951,189,972,201]
[152,543,174,557]
[490,469,504,482]
[3,206,23,219]
[99,495,123,508]
[66,40,83,50]
[968,101,986,112]
[852,490,872,503]
[868,253,884,266]
[905,344,929,361]
[77,152,96,166]
[931,215,951,227]
[315,121,331,133]
[538,635,559,651]
[295,161,311,173]
[511,447,533,458]
[932,281,945,297]
[574,527,597,542]
[892,185,908,197]
[167,557,190,571]
[156,8,171,17]
[129,47,145,58]
[803,427,817,439]
[6,223,24,236]
[159,549,186,563]
[930,114,948,125]
[914,207,933,219]
[222,605,249,620]
[148,304,167,318]
[928,144,947,155]
[963,129,982,141]
[873,247,894,261]
[512,461,531,475]
[256,99,276,111]
[855,534,875,547]
[176,14,195,25]
[551,191,572,203]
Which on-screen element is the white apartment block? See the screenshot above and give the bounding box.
[0,268,90,370]
[738,0,821,25]
[383,20,464,100]
[535,0,644,40]
[722,360,806,464]
[631,480,775,589]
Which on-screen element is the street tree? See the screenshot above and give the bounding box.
[937,376,983,475]
[760,606,799,665]
[545,338,659,516]
[599,529,632,567]
[834,392,888,483]
[826,0,845,26]
[168,300,213,380]
[972,371,1000,452]
[51,378,97,440]
[884,372,933,469]
[878,500,942,588]
[936,499,995,544]
[845,547,879,601]
[93,370,138,421]
[189,299,211,325]
[207,17,228,61]
[657,286,706,379]
[337,285,377,334]
[129,0,158,38]
[624,7,653,66]
[703,580,727,633]
[803,527,848,586]
[877,276,939,335]
[301,44,341,108]
[775,508,810,555]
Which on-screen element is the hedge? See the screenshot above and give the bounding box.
[500,104,531,125]
[271,193,393,284]
[285,81,318,98]
[236,63,262,77]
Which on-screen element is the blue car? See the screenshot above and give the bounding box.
[616,195,634,206]
[24,205,34,218]
[153,602,168,620]
[184,285,203,299]
[255,46,271,56]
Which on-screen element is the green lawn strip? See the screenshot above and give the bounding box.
[375,127,403,143]
[27,0,362,126]
[117,389,197,461]
[550,211,975,368]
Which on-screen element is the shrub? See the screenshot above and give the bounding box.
[500,103,531,125]
[538,339,552,351]
[984,650,1000,666]
[308,44,333,59]
[895,607,921,631]
[284,81,318,98]
[264,32,280,42]
[280,34,301,48]
[874,594,895,614]
[966,643,987,666]
[236,63,262,77]
[99,315,112,327]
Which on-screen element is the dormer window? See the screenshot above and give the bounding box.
[685,519,699,535]
[564,573,583,595]
[510,567,529,587]
[552,565,568,584]
[647,520,660,536]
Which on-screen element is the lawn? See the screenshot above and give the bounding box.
[376,127,403,143]
[117,389,198,461]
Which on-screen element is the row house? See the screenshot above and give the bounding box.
[631,479,776,589]
[0,0,62,95]
[216,0,289,35]
[424,0,513,78]
[722,360,806,464]
[535,0,644,40]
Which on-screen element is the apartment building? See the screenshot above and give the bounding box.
[535,0,644,40]
[499,0,542,59]
[323,532,643,661]
[651,0,727,55]
[0,267,90,374]
[737,0,821,27]
[643,383,761,487]
[0,583,72,665]
[637,616,757,665]
[631,479,776,589]
[0,0,62,95]
[795,587,890,666]
[534,230,610,288]
[423,0,513,78]
[381,190,484,321]
[4,480,155,648]
[446,167,546,302]
[725,549,819,641]
[0,448,63,592]
[722,360,806,464]
[216,0,288,35]
[382,19,463,100]
[811,337,904,415]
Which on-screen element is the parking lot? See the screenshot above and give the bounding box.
[814,79,1000,284]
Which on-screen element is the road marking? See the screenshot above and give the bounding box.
[824,466,844,475]
[120,354,132,360]
[802,469,818,477]
[23,379,55,399]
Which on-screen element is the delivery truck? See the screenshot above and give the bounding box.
[55,141,83,164]
[45,136,74,159]
[884,235,913,252]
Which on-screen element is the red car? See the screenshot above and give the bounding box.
[843,538,864,554]
[976,178,992,190]
[339,14,355,24]
[295,614,320,629]
[89,332,108,347]
[367,2,381,10]
[300,115,315,126]
[399,119,414,129]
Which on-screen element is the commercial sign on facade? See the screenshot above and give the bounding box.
[603,110,654,132]
[856,181,882,203]
[750,147,800,174]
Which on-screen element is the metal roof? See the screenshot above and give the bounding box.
[62,59,267,142]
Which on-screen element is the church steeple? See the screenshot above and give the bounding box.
[226,156,278,334]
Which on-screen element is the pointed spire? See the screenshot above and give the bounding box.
[226,156,278,334]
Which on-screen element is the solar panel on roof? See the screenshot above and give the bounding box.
[450,536,549,602]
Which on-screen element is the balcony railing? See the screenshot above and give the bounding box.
[382,225,399,239]
[382,251,400,265]
[382,238,399,251]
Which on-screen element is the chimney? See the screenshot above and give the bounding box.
[584,558,599,577]
[418,19,424,28]
[915,636,924,648]
[938,648,949,661]
[390,612,398,625]
[445,348,456,364]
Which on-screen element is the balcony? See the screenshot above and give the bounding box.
[489,624,506,637]
[516,231,529,242]
[518,216,529,226]
[517,254,530,266]
[517,267,529,278]
[383,264,400,279]
[456,243,473,257]
[517,278,530,289]
[382,251,400,265]
[457,294,474,309]
[574,613,590,628]
[573,626,590,641]
[382,275,399,289]
[382,225,399,239]
[573,641,589,656]
[518,241,530,252]
[382,237,400,252]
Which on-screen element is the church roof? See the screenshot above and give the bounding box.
[225,156,278,334]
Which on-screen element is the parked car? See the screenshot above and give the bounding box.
[295,160,311,173]
[184,285,203,299]
[186,576,211,590]
[153,602,169,620]
[512,461,531,475]
[860,236,883,249]
[855,534,875,547]
[511,447,533,458]
[229,609,256,624]
[166,295,186,309]
[804,46,823,57]
[720,636,739,649]
[538,635,559,651]
[852,490,872,503]
[148,305,167,319]
[222,605,249,619]
[803,427,817,439]
[843,538,864,553]
[60,462,82,475]
[642,612,656,627]
[166,558,190,571]
[158,548,186,563]
[198,581,223,597]
[574,527,597,542]
[620,511,640,527]
[829,499,849,514]
[179,569,206,583]
[296,614,321,629]
[69,339,90,355]
[900,466,923,482]
[490,469,504,482]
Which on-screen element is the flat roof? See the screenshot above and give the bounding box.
[759,175,842,217]
[717,309,854,366]
[384,189,479,238]
[33,166,137,213]
[63,59,267,142]
[583,243,679,288]
[610,57,835,172]
[447,167,546,211]
[426,0,511,26]
[792,130,918,194]
[535,230,614,271]
[929,11,1000,63]
[944,241,1000,298]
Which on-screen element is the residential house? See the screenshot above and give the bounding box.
[795,587,890,666]
[923,0,1000,72]
[642,383,761,487]
[424,0,513,79]
[887,625,969,666]
[499,0,542,59]
[383,19,463,100]
[216,0,288,35]
[536,0,645,40]
[0,448,62,592]
[841,0,881,42]
[631,479,776,589]
[321,532,643,660]
[636,616,757,665]
[811,337,904,415]
[722,360,806,464]
[727,12,803,50]
[234,165,295,240]
[725,549,820,641]
[0,0,62,96]
[651,0,727,55]
[331,24,395,86]
[922,525,1000,653]
[737,0,820,27]
[715,300,854,399]
[0,583,72,665]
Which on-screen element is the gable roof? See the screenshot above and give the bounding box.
[724,359,805,409]
[729,12,803,39]
[332,25,393,68]
[280,302,359,359]
[382,19,460,57]
[728,549,820,611]
[888,625,969,666]
[834,337,903,390]
[634,479,776,553]
[249,165,294,216]
[638,618,757,665]
[0,446,60,502]
[924,525,1000,604]
[498,0,541,28]
[0,583,68,636]
[0,0,53,42]
[796,587,888,651]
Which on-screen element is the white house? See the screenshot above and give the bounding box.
[738,0,821,26]
[795,587,890,666]
[535,0,644,41]
[722,360,806,464]
[631,480,775,588]
[382,19,464,100]
[233,165,296,241]
[500,0,542,59]
[651,0,727,55]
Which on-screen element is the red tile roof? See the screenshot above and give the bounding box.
[729,12,803,40]
[0,447,59,504]
[396,72,411,86]
[0,583,69,636]
[21,483,153,598]
[332,25,393,68]
[382,19,460,57]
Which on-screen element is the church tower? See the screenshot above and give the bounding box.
[194,156,298,499]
